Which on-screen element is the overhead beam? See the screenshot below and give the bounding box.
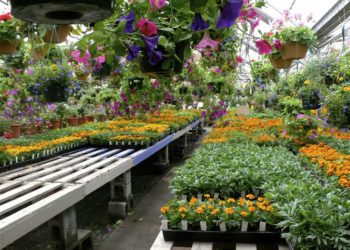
[313,0,350,40]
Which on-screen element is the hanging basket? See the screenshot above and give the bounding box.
[43,25,71,44]
[10,0,114,24]
[0,40,19,54]
[280,42,308,60]
[44,84,68,102]
[269,56,293,69]
[32,48,45,60]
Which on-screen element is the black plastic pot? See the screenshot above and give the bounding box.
[10,0,114,24]
[162,229,282,244]
[44,84,68,102]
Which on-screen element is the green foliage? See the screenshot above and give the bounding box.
[2,46,30,69]
[0,18,23,43]
[325,84,350,129]
[277,26,317,46]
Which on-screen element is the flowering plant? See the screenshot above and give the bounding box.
[160,194,275,230]
[298,81,324,110]
[0,13,23,43]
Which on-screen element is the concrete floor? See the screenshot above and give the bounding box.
[99,132,207,250]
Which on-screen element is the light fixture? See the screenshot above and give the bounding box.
[10,0,114,24]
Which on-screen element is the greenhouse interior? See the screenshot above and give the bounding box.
[0,0,350,249]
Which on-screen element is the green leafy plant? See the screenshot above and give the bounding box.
[277,26,317,46]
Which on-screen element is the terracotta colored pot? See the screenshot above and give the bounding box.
[32,48,45,60]
[10,124,21,138]
[51,120,61,130]
[270,57,293,69]
[0,40,19,54]
[280,42,308,60]
[68,117,78,127]
[43,25,71,44]
[23,127,33,136]
[85,116,94,123]
[78,117,86,125]
[35,126,42,134]
[77,73,89,80]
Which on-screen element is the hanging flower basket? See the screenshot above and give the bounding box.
[44,84,68,102]
[269,56,293,69]
[0,40,19,54]
[32,48,45,61]
[280,42,308,60]
[43,25,71,44]
[10,0,114,24]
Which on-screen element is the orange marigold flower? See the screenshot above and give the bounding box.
[240,211,248,217]
[225,208,234,214]
[196,207,204,214]
[160,206,169,213]
[178,206,188,213]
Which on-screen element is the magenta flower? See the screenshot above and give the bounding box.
[72,50,91,66]
[137,18,158,37]
[273,39,282,50]
[217,0,243,29]
[93,56,106,72]
[196,32,219,50]
[152,79,160,89]
[149,0,167,10]
[255,40,272,55]
[236,55,243,63]
[297,114,305,119]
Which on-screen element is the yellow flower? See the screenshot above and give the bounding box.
[248,201,254,207]
[178,206,188,213]
[160,206,169,214]
[248,206,256,212]
[238,198,246,206]
[304,80,311,85]
[257,197,264,202]
[208,204,214,210]
[200,204,207,209]
[208,198,214,202]
[219,200,226,205]
[338,76,344,81]
[240,211,248,217]
[211,208,220,215]
[181,213,186,218]
[204,194,211,199]
[343,86,350,92]
[225,208,234,215]
[190,197,198,203]
[227,198,235,203]
[51,64,58,71]
[246,194,255,200]
[196,207,204,214]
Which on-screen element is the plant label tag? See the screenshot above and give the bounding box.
[161,220,168,230]
[9,159,13,165]
[197,194,203,201]
[32,154,35,159]
[200,221,207,231]
[259,221,266,232]
[241,191,246,197]
[241,221,248,232]
[15,157,18,163]
[181,195,187,201]
[214,193,219,200]
[181,220,188,231]
[109,141,112,146]
[219,222,227,231]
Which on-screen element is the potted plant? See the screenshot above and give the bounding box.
[325,84,350,129]
[43,25,71,43]
[277,26,317,60]
[32,62,73,102]
[299,81,324,110]
[0,13,23,54]
[66,107,79,127]
[77,106,86,125]
[31,43,46,61]
[2,91,24,138]
[4,46,30,72]
[44,103,66,130]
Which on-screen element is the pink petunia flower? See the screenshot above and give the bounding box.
[236,55,244,63]
[196,31,219,50]
[137,18,158,37]
[72,50,91,67]
[149,0,167,10]
[273,39,282,50]
[255,40,272,55]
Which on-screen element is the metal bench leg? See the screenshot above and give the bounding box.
[154,146,170,173]
[108,170,133,219]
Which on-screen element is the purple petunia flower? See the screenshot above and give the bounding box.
[115,11,135,33]
[142,35,163,65]
[217,0,243,29]
[126,44,141,61]
[148,50,163,65]
[142,35,159,52]
[7,89,18,96]
[47,104,57,112]
[191,13,209,31]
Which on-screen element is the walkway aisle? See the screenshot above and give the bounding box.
[99,131,208,250]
